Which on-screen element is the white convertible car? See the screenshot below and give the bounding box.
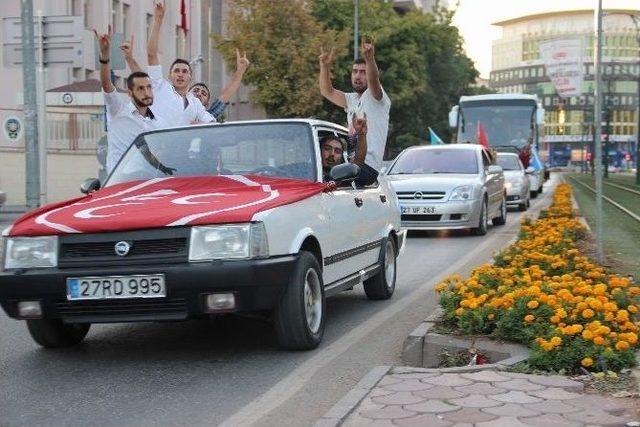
[0,119,404,351]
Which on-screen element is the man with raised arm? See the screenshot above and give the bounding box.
[319,38,391,186]
[190,49,251,120]
[95,26,169,174]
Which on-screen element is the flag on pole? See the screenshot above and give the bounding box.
[180,0,189,34]
[477,121,489,149]
[428,127,444,145]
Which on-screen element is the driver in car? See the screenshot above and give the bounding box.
[321,116,368,183]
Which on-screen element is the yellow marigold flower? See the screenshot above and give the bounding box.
[616,310,630,322]
[550,336,562,346]
[582,330,594,340]
[455,308,465,316]
[434,283,447,292]
[604,302,618,311]
[550,315,561,324]
[615,341,630,351]
[527,300,539,309]
[524,314,535,323]
[582,309,595,319]
[542,342,555,351]
[576,302,588,311]
[487,313,495,320]
[581,357,594,367]
[628,305,638,314]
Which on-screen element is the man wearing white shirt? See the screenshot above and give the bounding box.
[319,38,391,186]
[144,1,215,126]
[95,27,169,174]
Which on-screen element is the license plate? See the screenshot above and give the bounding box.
[66,274,166,301]
[401,206,437,215]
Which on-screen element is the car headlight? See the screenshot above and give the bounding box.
[189,223,269,261]
[504,182,512,190]
[2,236,58,270]
[449,185,473,201]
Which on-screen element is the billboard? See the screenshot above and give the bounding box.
[539,38,584,98]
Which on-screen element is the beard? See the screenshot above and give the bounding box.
[132,95,153,108]
[353,83,367,94]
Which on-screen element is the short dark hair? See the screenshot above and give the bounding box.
[190,82,209,92]
[127,71,150,90]
[353,58,366,66]
[320,136,344,150]
[170,58,192,73]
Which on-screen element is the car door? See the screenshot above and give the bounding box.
[481,149,502,216]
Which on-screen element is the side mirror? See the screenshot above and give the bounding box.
[536,105,545,125]
[330,163,360,183]
[487,165,502,175]
[80,178,101,194]
[379,166,388,175]
[525,166,535,174]
[448,106,459,128]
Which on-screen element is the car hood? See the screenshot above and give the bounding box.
[385,174,480,192]
[9,176,327,237]
[503,170,526,181]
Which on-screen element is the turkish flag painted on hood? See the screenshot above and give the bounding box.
[9,176,329,237]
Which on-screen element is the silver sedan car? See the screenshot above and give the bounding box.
[385,145,506,235]
[497,152,531,211]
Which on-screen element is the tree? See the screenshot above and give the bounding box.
[213,0,348,117]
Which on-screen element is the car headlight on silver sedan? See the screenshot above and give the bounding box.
[448,185,473,201]
[189,223,269,261]
[2,236,58,270]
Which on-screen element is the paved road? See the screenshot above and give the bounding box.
[0,176,559,427]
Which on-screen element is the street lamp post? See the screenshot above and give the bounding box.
[630,15,640,185]
[354,0,359,61]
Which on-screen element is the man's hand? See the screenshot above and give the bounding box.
[93,25,112,60]
[318,47,335,68]
[236,48,250,73]
[361,37,375,62]
[120,34,134,60]
[153,0,166,21]
[353,115,368,136]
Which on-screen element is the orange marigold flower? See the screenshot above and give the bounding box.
[582,309,595,319]
[582,330,594,340]
[615,341,630,351]
[628,305,638,314]
[593,336,605,345]
[524,314,535,323]
[527,300,539,309]
[581,357,594,367]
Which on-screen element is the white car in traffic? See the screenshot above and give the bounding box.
[497,152,532,211]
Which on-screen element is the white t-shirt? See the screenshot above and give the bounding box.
[103,89,168,173]
[147,64,215,126]
[344,88,391,170]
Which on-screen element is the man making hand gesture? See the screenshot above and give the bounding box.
[319,37,391,186]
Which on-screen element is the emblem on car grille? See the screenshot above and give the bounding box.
[114,241,132,257]
[413,192,423,200]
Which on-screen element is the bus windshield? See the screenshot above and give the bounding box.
[457,103,536,149]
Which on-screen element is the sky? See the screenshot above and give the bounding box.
[452,0,640,78]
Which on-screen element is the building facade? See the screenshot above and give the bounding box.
[489,9,640,167]
[0,0,262,207]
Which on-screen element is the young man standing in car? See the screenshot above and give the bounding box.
[319,38,391,186]
[95,27,169,174]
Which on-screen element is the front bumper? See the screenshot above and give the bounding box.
[505,186,527,206]
[0,255,297,323]
[400,199,483,230]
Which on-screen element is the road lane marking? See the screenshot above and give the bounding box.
[220,180,557,427]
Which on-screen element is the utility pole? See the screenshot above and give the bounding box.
[630,14,640,186]
[353,0,359,61]
[21,0,40,210]
[593,0,604,263]
[603,81,610,179]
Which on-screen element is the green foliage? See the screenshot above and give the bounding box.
[217,0,478,155]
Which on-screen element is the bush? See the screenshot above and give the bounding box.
[434,184,640,373]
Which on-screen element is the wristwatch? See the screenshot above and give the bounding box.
[99,57,109,64]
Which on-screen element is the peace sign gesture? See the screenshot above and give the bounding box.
[153,0,166,21]
[318,47,335,68]
[93,25,112,60]
[236,48,250,73]
[120,34,134,60]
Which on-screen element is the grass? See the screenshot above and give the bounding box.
[566,173,640,280]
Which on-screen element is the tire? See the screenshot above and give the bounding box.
[518,200,527,211]
[27,319,90,348]
[492,195,507,226]
[363,238,397,300]
[274,251,325,350]
[530,190,538,199]
[471,199,488,236]
[538,185,543,194]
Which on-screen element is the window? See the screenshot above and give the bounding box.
[111,0,121,33]
[123,3,130,38]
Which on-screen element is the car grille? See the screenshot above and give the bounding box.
[401,214,442,222]
[55,298,188,322]
[58,228,189,268]
[506,195,520,201]
[396,191,446,200]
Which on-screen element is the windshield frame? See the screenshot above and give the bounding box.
[387,147,480,175]
[103,121,320,187]
[456,99,537,150]
[497,154,524,171]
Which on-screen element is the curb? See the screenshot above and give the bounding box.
[313,365,391,427]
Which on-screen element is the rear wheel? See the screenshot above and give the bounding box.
[492,195,507,226]
[363,238,396,300]
[274,251,325,350]
[471,199,488,236]
[518,199,527,211]
[27,319,90,348]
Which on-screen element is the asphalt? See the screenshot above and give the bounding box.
[0,176,558,427]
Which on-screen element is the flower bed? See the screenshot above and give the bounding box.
[435,184,640,372]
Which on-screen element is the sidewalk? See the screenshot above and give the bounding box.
[317,366,639,427]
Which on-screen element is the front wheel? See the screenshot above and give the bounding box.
[530,190,538,199]
[274,251,325,350]
[27,319,90,348]
[471,199,488,236]
[492,195,507,226]
[363,238,397,300]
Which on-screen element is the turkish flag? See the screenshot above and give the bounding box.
[477,121,489,149]
[9,176,329,237]
[180,0,188,34]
